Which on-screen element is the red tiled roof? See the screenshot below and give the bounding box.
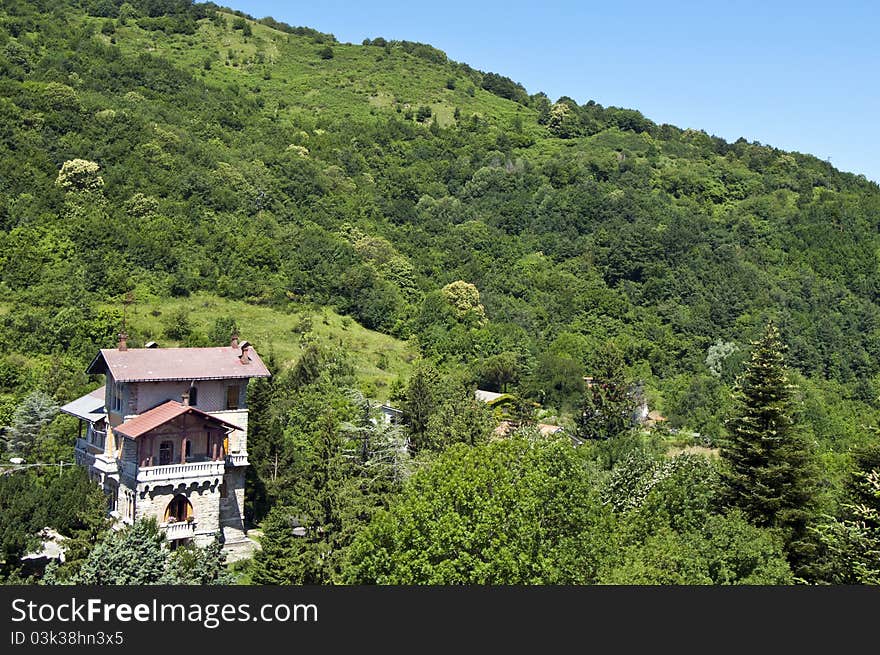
[114,400,243,439]
[86,345,271,382]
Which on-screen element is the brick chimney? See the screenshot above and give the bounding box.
[118,332,128,351]
[231,334,239,350]
[181,392,190,406]
[239,340,251,365]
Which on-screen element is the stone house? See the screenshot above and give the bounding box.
[60,337,270,551]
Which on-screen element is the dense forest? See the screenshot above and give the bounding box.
[1,0,879,585]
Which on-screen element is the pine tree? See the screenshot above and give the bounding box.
[244,375,282,522]
[4,391,58,460]
[251,506,321,584]
[256,411,346,584]
[720,323,817,572]
[164,536,233,584]
[575,343,636,441]
[290,343,324,388]
[72,519,168,585]
[401,364,438,452]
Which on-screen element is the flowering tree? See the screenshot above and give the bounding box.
[55,159,104,193]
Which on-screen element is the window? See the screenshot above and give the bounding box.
[111,381,124,413]
[226,385,240,410]
[159,441,174,466]
[188,385,198,406]
[185,440,192,460]
[165,494,193,523]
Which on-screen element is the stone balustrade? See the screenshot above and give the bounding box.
[161,519,198,540]
[136,460,225,483]
[224,453,249,467]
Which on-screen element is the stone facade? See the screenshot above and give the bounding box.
[114,408,247,548]
[62,344,269,556]
[134,479,224,547]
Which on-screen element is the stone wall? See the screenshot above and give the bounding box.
[134,479,223,544]
[219,468,246,541]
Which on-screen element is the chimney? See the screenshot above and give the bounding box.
[181,392,190,406]
[118,332,128,351]
[239,340,251,365]
[231,335,239,350]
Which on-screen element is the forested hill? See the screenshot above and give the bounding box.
[2,0,880,443]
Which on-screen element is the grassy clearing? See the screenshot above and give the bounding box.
[98,12,547,138]
[665,445,720,459]
[104,293,418,401]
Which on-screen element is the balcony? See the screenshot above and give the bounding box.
[74,438,117,476]
[225,452,249,467]
[161,519,197,541]
[134,460,225,484]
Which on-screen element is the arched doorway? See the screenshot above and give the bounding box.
[164,494,193,523]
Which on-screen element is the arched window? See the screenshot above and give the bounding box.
[164,494,193,523]
[188,384,198,406]
[159,441,174,466]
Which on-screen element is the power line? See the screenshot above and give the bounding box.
[0,461,75,475]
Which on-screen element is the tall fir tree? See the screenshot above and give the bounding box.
[575,343,637,441]
[251,505,321,584]
[401,364,439,452]
[720,323,818,575]
[244,375,282,523]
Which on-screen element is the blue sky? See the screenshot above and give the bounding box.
[229,1,880,182]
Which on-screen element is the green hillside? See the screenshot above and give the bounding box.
[2,0,880,587]
[3,0,880,435]
[103,292,417,398]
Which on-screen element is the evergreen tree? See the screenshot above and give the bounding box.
[165,536,233,584]
[720,323,818,574]
[251,505,322,585]
[339,391,410,484]
[66,519,231,585]
[44,468,111,580]
[4,391,58,460]
[0,473,44,577]
[256,410,346,584]
[401,364,439,452]
[575,343,636,441]
[244,375,282,522]
[813,442,880,584]
[289,343,324,388]
[207,316,238,346]
[425,389,494,450]
[72,519,168,585]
